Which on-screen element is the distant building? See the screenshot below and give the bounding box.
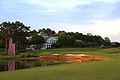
[46,37,58,44]
[39,32,58,49]
[42,37,58,49]
[111,42,120,47]
[25,31,58,50]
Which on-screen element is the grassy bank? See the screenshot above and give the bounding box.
[0,48,120,80]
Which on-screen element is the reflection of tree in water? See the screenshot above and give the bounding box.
[6,61,15,71]
[0,59,64,72]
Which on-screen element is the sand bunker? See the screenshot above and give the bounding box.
[39,54,108,62]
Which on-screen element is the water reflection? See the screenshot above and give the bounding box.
[6,61,15,71]
[0,59,63,72]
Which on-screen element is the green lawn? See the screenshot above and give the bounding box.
[0,48,120,80]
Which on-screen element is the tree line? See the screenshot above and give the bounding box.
[54,31,112,48]
[0,21,120,52]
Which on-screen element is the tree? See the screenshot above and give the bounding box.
[29,30,38,36]
[38,28,56,36]
[104,37,111,43]
[76,40,85,47]
[104,37,111,47]
[0,36,5,48]
[30,35,45,44]
[0,21,30,54]
[56,31,76,47]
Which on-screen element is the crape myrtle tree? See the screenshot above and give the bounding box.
[0,21,30,54]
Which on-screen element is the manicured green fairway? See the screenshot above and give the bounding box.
[0,48,120,80]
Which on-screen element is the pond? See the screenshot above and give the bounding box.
[0,59,66,72]
[0,54,107,72]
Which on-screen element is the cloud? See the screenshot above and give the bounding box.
[0,0,120,42]
[21,0,91,11]
[92,19,120,41]
[48,19,120,42]
[99,0,120,3]
[17,0,120,12]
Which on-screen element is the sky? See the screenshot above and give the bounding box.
[0,0,120,42]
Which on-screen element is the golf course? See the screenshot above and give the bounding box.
[0,48,120,80]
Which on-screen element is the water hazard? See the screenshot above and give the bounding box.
[0,59,64,72]
[0,54,108,72]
